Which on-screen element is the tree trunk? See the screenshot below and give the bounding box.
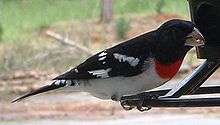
[100,0,113,23]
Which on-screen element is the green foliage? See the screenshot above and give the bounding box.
[115,17,130,40]
[113,0,188,16]
[0,0,189,43]
[156,0,165,14]
[0,23,3,42]
[0,0,100,42]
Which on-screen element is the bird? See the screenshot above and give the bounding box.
[12,19,205,107]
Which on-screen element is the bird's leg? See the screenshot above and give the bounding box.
[120,94,158,111]
[112,94,138,111]
[120,99,151,111]
[136,100,151,112]
[120,100,136,111]
[111,94,119,101]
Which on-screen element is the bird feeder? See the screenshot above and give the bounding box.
[120,0,220,111]
[189,0,220,59]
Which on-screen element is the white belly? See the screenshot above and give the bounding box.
[80,62,168,101]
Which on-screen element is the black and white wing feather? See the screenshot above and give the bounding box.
[54,31,155,80]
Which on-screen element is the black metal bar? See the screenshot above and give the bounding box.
[163,59,220,98]
[141,97,220,107]
[195,86,220,95]
[121,86,220,100]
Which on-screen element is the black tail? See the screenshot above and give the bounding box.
[12,81,66,103]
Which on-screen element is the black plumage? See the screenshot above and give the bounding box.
[54,32,154,80]
[54,19,194,80]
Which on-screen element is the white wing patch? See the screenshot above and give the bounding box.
[98,51,107,57]
[88,68,112,78]
[98,50,107,64]
[98,56,106,61]
[54,80,73,86]
[113,53,140,66]
[74,68,79,73]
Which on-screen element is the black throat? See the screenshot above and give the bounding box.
[151,32,192,64]
[152,44,191,64]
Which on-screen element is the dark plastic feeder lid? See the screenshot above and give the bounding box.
[188,0,220,59]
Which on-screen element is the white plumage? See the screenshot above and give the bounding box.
[74,59,168,101]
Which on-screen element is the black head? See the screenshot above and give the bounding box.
[153,19,205,64]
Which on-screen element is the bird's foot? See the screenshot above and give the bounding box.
[120,94,158,112]
[111,94,119,101]
[120,100,136,111]
[120,99,151,112]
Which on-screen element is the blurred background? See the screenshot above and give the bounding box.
[0,0,220,125]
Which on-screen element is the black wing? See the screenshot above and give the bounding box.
[53,31,155,80]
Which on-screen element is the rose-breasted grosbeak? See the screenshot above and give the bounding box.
[12,19,205,103]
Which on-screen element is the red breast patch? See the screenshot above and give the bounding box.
[155,59,183,79]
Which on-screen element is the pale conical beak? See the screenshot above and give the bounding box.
[185,27,205,47]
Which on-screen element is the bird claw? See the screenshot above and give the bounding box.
[120,100,136,111]
[120,99,151,112]
[120,94,159,111]
[136,100,151,112]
